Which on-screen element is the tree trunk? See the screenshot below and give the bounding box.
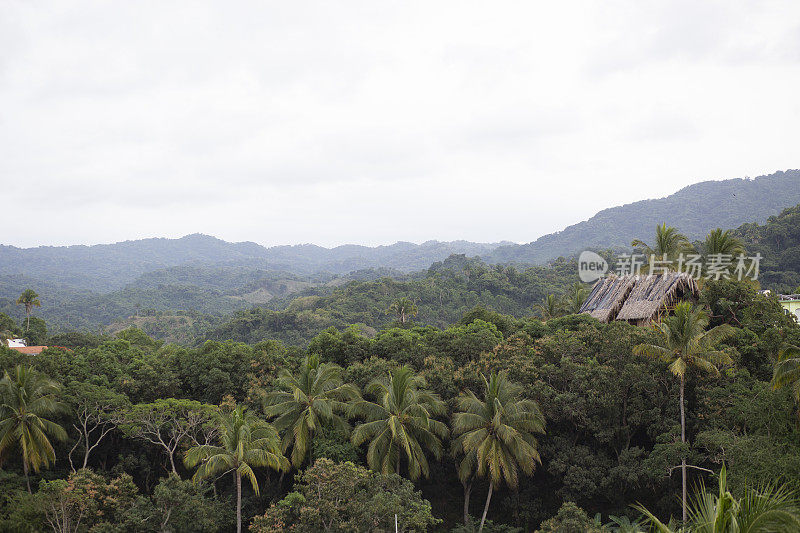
[680,373,687,524]
[23,460,31,493]
[479,483,493,533]
[236,470,242,533]
[462,479,472,525]
[168,452,177,476]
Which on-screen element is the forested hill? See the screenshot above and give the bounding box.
[488,169,800,264]
[735,203,800,293]
[1,170,798,293]
[0,235,506,293]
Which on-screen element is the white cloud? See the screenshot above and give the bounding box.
[1,1,798,247]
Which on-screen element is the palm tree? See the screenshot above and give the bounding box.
[452,372,545,533]
[16,289,41,332]
[184,405,290,533]
[350,366,448,480]
[632,224,693,271]
[771,344,800,415]
[703,228,745,257]
[561,282,588,315]
[0,365,68,492]
[390,297,419,324]
[633,303,734,522]
[635,464,800,532]
[263,355,359,467]
[535,294,563,321]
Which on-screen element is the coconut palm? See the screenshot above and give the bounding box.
[632,224,693,271]
[561,282,588,315]
[535,294,563,321]
[702,228,745,257]
[771,344,800,414]
[633,303,735,522]
[263,355,359,467]
[635,464,800,532]
[452,372,545,533]
[184,405,289,533]
[15,289,41,332]
[390,297,419,324]
[0,365,68,492]
[350,366,448,480]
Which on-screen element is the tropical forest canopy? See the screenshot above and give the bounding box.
[3,176,800,531]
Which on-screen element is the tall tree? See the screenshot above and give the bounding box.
[390,297,419,325]
[67,383,128,472]
[120,399,218,475]
[632,224,693,271]
[350,366,448,480]
[263,355,359,467]
[452,372,545,532]
[633,302,734,523]
[0,365,68,492]
[703,228,746,257]
[16,289,41,332]
[184,405,289,533]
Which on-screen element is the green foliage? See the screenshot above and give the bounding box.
[351,366,448,480]
[0,365,68,490]
[635,464,800,532]
[184,405,289,533]
[536,502,604,533]
[251,458,439,532]
[263,355,359,467]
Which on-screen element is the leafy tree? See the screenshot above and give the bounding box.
[452,372,545,532]
[633,303,734,522]
[184,405,289,533]
[390,297,419,324]
[66,382,128,471]
[34,469,140,533]
[0,365,68,492]
[635,464,800,532]
[24,317,48,347]
[16,289,41,332]
[263,355,359,468]
[351,366,448,480]
[0,313,22,345]
[535,502,604,533]
[251,458,439,532]
[120,399,218,475]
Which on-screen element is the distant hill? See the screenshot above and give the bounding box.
[488,169,800,264]
[1,168,797,303]
[0,235,507,293]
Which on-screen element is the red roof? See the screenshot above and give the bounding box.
[10,346,48,355]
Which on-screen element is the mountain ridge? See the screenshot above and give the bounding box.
[1,169,798,292]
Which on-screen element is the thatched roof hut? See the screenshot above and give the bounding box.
[580,272,699,325]
[580,275,636,322]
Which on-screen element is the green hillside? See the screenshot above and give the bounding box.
[490,169,800,263]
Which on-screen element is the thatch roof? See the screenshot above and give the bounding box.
[580,272,699,325]
[580,275,636,322]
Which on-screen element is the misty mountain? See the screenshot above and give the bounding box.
[1,169,798,295]
[488,169,800,263]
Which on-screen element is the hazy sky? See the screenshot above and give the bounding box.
[1,1,798,248]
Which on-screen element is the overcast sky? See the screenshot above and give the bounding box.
[1,1,798,249]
